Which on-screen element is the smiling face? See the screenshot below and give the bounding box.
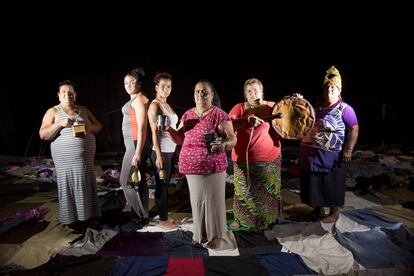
[58,84,76,105]
[194,82,214,109]
[323,84,341,104]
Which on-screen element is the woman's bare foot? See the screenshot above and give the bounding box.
[167,218,179,224]
[321,214,338,223]
[159,219,179,230]
[206,237,221,249]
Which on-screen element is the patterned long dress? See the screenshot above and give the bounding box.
[233,157,282,229]
[51,105,100,225]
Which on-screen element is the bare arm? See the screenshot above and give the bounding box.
[166,121,184,145]
[342,124,359,162]
[221,120,237,151]
[232,115,265,130]
[131,94,149,166]
[212,120,237,153]
[39,107,71,141]
[148,102,164,169]
[83,106,102,135]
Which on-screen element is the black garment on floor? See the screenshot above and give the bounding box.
[203,255,270,276]
[162,229,208,258]
[234,230,282,256]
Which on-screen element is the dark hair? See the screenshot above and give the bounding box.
[59,79,75,89]
[126,67,146,82]
[195,79,222,108]
[154,72,172,85]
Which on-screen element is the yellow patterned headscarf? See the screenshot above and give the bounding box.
[323,66,342,89]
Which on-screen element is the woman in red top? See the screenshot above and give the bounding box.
[229,78,282,230]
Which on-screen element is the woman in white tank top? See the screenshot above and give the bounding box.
[148,72,179,229]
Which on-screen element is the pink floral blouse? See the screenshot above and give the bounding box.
[179,107,230,174]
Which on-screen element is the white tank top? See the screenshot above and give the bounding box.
[152,100,178,153]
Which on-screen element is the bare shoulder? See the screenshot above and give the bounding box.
[136,93,149,103]
[45,106,58,116]
[148,101,160,113]
[41,106,58,124]
[149,100,160,109]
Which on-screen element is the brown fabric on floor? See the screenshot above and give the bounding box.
[0,202,80,268]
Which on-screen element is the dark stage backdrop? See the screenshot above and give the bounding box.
[2,48,412,157]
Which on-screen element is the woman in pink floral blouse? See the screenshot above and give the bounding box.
[167,79,236,249]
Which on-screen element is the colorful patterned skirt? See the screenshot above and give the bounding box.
[232,157,281,229]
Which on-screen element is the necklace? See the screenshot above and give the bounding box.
[195,106,213,118]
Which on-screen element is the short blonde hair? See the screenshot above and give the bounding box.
[244,78,263,92]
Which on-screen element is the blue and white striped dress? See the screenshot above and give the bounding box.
[51,105,100,224]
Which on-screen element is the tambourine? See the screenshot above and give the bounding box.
[271,96,315,140]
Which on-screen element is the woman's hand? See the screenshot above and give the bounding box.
[155,155,165,170]
[211,141,227,153]
[247,115,264,127]
[292,93,303,99]
[132,153,141,167]
[60,118,75,128]
[342,149,353,162]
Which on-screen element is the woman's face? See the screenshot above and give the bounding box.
[124,75,138,95]
[323,84,341,101]
[194,82,213,108]
[155,78,172,99]
[58,84,76,105]
[244,83,263,106]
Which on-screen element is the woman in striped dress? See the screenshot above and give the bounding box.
[39,80,102,229]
